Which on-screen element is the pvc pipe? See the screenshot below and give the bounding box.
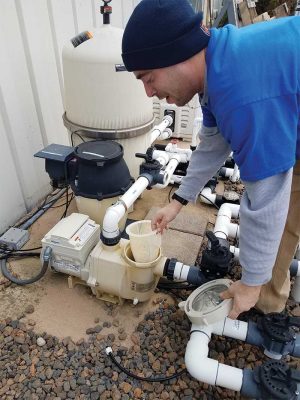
[199,187,217,205]
[173,261,192,280]
[152,150,170,167]
[158,128,172,140]
[102,176,149,238]
[153,149,190,166]
[219,166,240,182]
[214,203,240,240]
[164,143,192,161]
[150,115,173,144]
[154,156,181,189]
[212,318,248,341]
[170,174,184,185]
[185,329,243,391]
[229,245,239,261]
[231,164,240,183]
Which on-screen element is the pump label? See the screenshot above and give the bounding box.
[72,223,96,244]
[115,64,127,72]
[52,260,80,275]
[131,280,156,292]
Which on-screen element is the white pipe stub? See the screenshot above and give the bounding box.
[179,279,233,326]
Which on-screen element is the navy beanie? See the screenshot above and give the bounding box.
[122,0,210,72]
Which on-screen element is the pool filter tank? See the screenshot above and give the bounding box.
[62,1,154,180]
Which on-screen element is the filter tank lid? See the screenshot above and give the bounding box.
[75,140,123,165]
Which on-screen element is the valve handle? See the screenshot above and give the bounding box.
[265,313,300,328]
[288,316,300,328]
[206,231,220,248]
[254,360,300,400]
[135,152,150,161]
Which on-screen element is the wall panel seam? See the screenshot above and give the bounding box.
[0,87,27,210]
[15,0,48,148]
[47,0,64,103]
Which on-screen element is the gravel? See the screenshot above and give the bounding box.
[1,178,300,399]
[1,294,300,400]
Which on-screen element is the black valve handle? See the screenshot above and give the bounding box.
[206,231,220,249]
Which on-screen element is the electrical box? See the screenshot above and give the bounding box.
[0,227,29,250]
[41,213,100,277]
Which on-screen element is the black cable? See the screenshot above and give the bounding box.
[157,283,198,290]
[107,349,186,382]
[71,130,86,147]
[199,193,220,210]
[61,188,73,219]
[168,184,175,203]
[50,193,74,209]
[0,252,49,286]
[13,189,66,229]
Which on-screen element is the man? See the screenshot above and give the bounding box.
[121,0,300,319]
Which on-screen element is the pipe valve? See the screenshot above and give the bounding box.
[136,148,164,186]
[252,360,300,400]
[258,313,300,359]
[200,231,233,280]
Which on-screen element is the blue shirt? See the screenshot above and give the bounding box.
[205,17,300,181]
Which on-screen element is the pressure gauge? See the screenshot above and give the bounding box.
[179,279,233,326]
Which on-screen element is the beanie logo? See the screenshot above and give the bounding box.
[200,24,210,37]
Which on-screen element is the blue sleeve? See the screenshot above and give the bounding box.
[201,104,217,128]
[217,95,298,181]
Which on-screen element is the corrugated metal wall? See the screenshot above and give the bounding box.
[0,0,140,233]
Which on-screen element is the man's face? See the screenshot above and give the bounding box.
[134,63,196,107]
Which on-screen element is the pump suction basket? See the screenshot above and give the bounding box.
[179,279,232,326]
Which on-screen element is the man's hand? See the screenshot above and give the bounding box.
[151,200,183,233]
[220,280,262,319]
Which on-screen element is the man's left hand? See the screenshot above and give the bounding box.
[220,280,262,319]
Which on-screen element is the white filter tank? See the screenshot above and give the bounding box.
[63,24,153,130]
[62,22,154,179]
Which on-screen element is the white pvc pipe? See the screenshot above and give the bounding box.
[171,174,184,185]
[212,318,248,341]
[102,176,149,238]
[150,116,173,144]
[230,164,240,183]
[214,203,240,240]
[173,261,190,280]
[221,167,233,178]
[158,128,172,140]
[154,156,181,189]
[152,150,170,167]
[165,143,192,162]
[229,245,240,261]
[221,166,240,182]
[199,187,217,205]
[185,330,243,391]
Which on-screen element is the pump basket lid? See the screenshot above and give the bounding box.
[74,140,123,165]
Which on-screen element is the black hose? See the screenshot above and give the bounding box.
[106,348,186,382]
[0,252,48,285]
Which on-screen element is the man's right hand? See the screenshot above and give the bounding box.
[151,200,183,233]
